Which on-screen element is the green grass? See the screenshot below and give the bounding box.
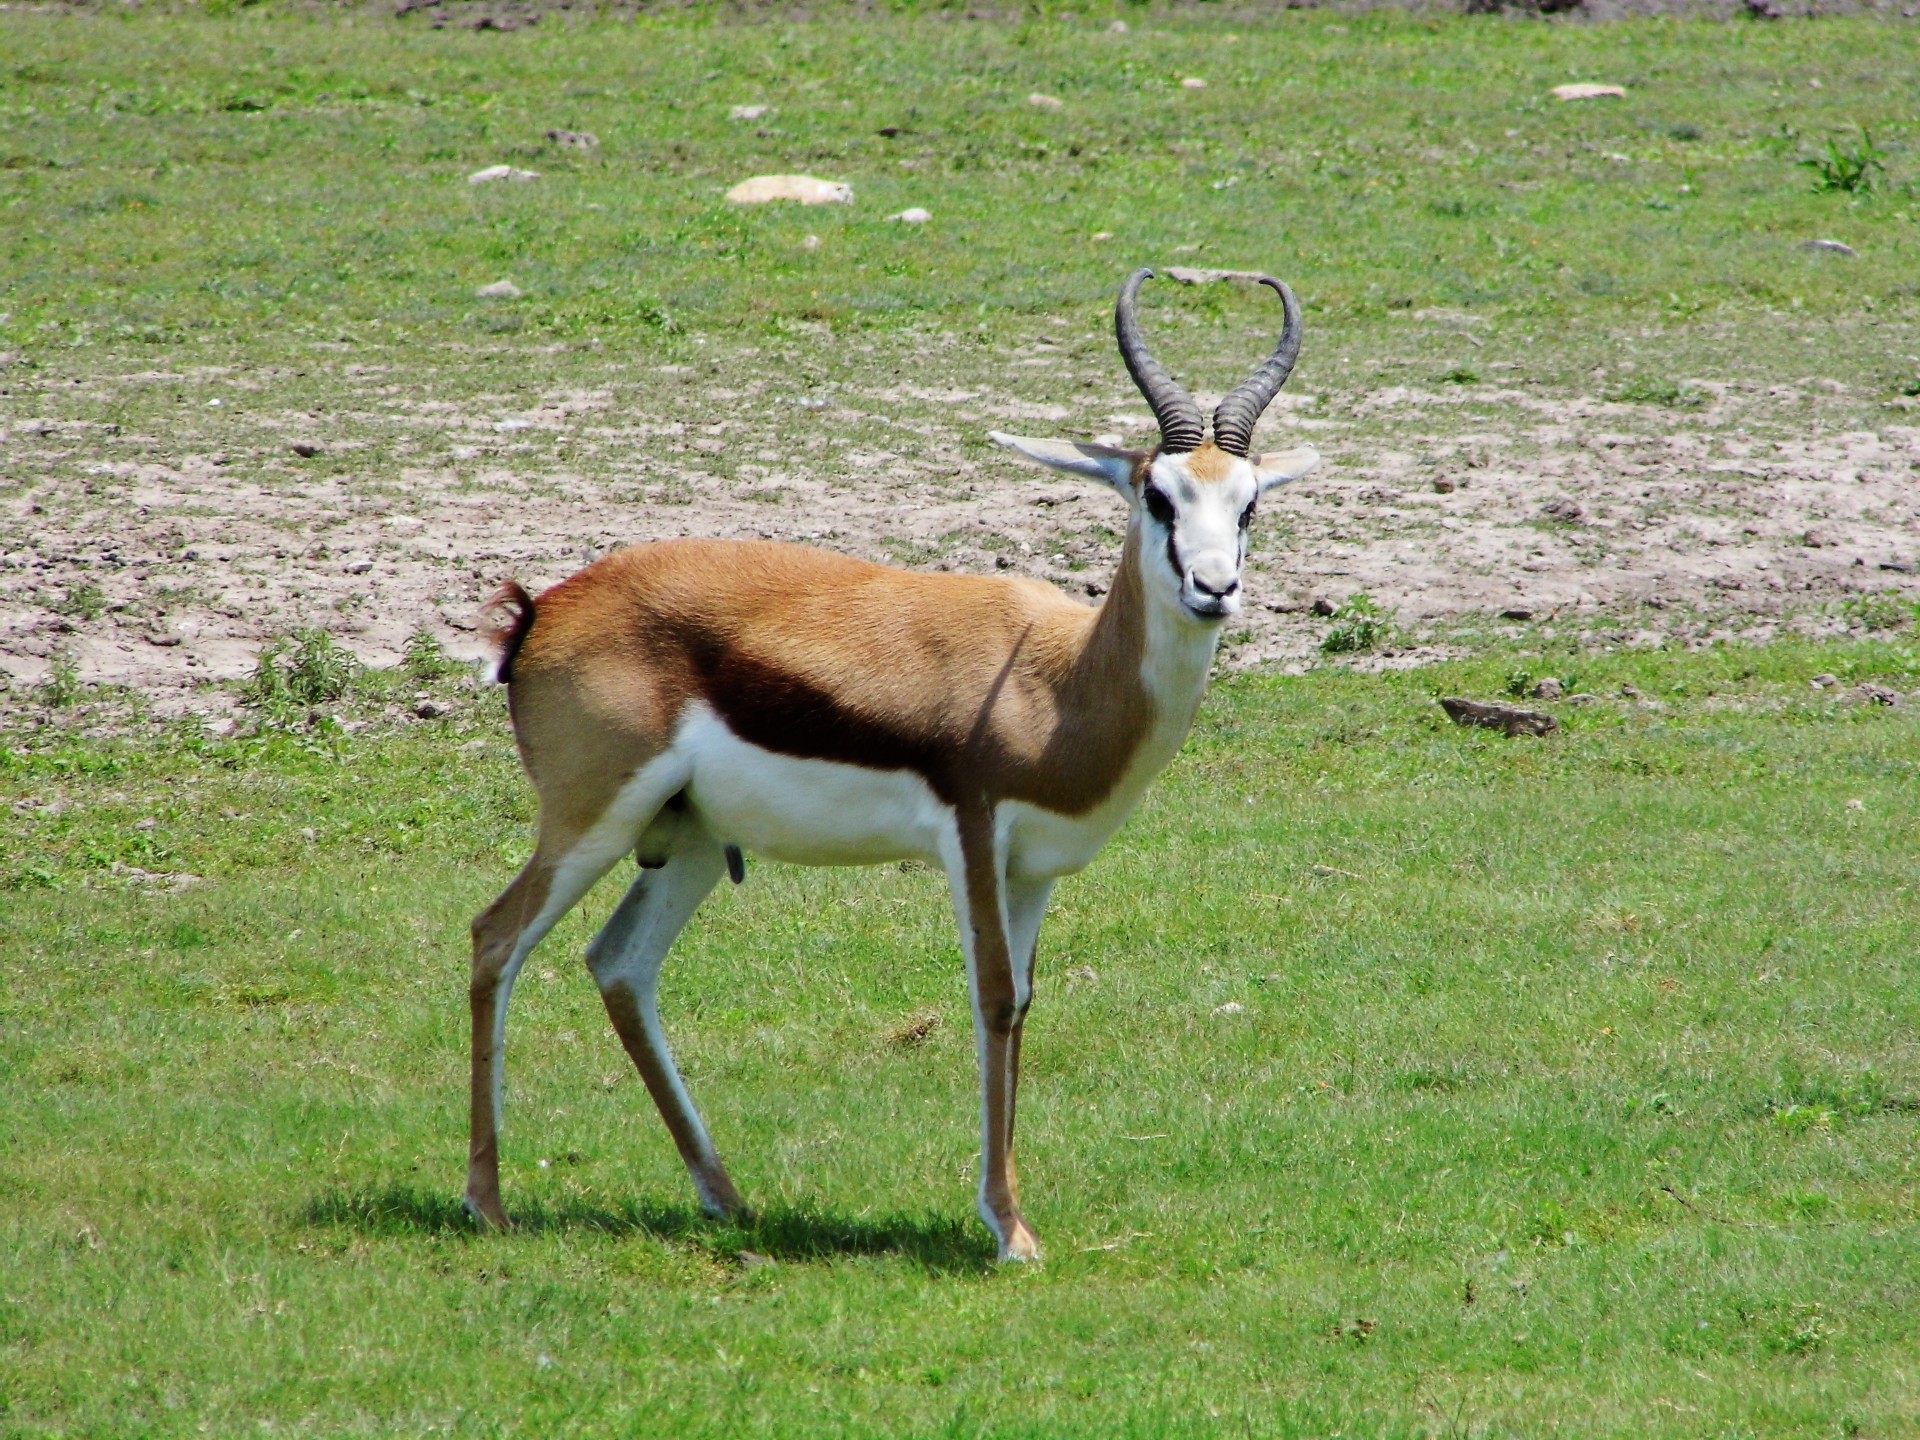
[1,6,1915,360]
[5,639,1919,1436]
[4,9,1920,1434]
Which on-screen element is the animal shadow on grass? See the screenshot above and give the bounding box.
[301,1184,995,1274]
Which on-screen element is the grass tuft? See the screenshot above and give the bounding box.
[1319,592,1398,655]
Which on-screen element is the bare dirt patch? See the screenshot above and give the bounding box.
[4,328,1917,717]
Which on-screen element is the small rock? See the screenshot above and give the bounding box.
[1211,1001,1244,1016]
[1802,529,1835,548]
[1879,560,1915,575]
[1166,266,1266,286]
[737,1250,775,1270]
[1433,477,1457,494]
[345,560,373,575]
[1500,606,1534,622]
[1799,239,1856,257]
[728,104,770,121]
[476,279,521,300]
[1090,230,1114,241]
[545,128,598,149]
[876,125,905,138]
[1552,83,1626,102]
[1620,683,1643,699]
[801,234,821,251]
[1744,0,1785,17]
[886,1011,941,1048]
[888,207,931,224]
[1028,93,1065,111]
[145,630,182,648]
[1540,497,1584,524]
[1531,677,1564,700]
[725,174,852,206]
[1852,683,1902,707]
[1565,693,1600,706]
[413,698,450,719]
[1108,18,1128,31]
[467,164,539,184]
[1438,698,1558,738]
[1310,597,1337,617]
[1180,77,1208,90]
[1810,674,1839,689]
[290,441,320,457]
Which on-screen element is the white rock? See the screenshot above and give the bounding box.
[1552,83,1625,101]
[801,234,822,251]
[889,207,931,224]
[1108,19,1128,31]
[1211,1001,1245,1016]
[1800,238,1857,256]
[725,174,853,206]
[1029,92,1065,111]
[476,280,522,299]
[729,104,770,121]
[1181,77,1208,90]
[1167,266,1265,286]
[468,164,540,184]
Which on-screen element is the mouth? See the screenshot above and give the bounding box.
[1182,597,1235,622]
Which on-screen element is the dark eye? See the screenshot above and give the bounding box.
[1240,500,1257,530]
[1144,487,1175,527]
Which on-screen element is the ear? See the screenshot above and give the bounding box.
[1252,443,1321,492]
[990,431,1142,499]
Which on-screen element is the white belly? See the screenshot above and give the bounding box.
[673,705,1154,880]
[1001,797,1131,879]
[676,705,951,867]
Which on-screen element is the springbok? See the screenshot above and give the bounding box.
[465,268,1319,1261]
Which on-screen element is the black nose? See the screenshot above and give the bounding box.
[1191,574,1239,599]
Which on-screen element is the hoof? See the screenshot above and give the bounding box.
[463,1191,511,1233]
[997,1223,1042,1264]
[696,1174,748,1223]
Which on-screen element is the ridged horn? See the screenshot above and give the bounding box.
[1210,276,1303,458]
[1114,268,1206,454]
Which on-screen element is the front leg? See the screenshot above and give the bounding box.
[946,811,1047,1262]
[1002,873,1055,1187]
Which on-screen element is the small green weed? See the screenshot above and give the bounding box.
[1836,594,1916,633]
[244,628,360,710]
[1800,129,1886,195]
[54,582,107,622]
[1439,366,1480,385]
[401,626,459,682]
[37,649,82,707]
[1771,1302,1840,1358]
[1607,376,1710,409]
[1320,593,1396,655]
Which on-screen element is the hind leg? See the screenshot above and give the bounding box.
[465,758,689,1230]
[585,834,742,1218]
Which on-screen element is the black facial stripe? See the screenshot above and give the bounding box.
[1144,486,1181,578]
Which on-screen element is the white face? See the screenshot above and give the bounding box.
[986,432,1322,618]
[1136,451,1260,625]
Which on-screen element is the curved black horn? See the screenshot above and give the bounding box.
[1210,276,1303,458]
[1115,268,1206,454]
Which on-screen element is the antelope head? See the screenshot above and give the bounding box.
[993,267,1320,624]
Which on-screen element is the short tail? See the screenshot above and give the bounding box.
[478,581,535,685]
